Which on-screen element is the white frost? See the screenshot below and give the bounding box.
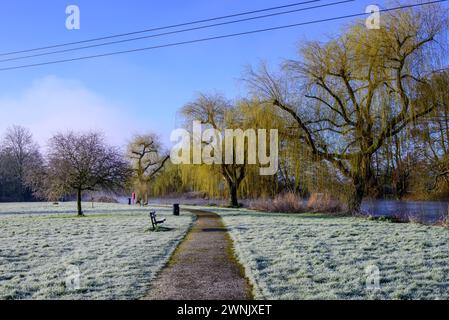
[0,202,193,300]
[209,207,449,300]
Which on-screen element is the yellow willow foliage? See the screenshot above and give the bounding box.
[150,5,448,203]
[149,162,184,196]
[180,164,225,198]
[149,98,348,200]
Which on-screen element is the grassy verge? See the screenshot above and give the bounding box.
[205,207,449,300]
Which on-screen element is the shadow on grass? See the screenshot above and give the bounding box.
[146,226,174,232]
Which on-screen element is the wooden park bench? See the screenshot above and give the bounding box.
[150,211,166,231]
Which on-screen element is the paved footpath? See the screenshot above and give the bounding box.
[144,209,252,300]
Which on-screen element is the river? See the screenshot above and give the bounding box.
[362,200,449,223]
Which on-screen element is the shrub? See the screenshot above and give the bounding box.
[436,208,449,227]
[250,192,346,214]
[306,193,346,213]
[250,193,306,213]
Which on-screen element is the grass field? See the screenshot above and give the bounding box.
[3,202,449,300]
[0,202,193,300]
[208,207,449,300]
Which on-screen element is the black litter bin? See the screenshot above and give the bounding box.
[128,198,131,205]
[173,203,180,216]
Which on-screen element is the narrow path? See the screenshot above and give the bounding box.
[144,209,252,300]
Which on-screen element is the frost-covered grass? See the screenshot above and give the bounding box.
[206,207,449,300]
[0,202,193,300]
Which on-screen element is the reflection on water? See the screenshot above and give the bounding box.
[362,200,449,223]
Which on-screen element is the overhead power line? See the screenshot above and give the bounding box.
[0,0,354,63]
[0,0,319,57]
[0,0,447,72]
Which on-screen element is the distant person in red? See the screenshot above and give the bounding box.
[132,192,136,205]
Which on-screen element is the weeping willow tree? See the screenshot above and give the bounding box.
[150,97,345,202]
[155,94,307,204]
[179,93,246,206]
[247,4,448,213]
[237,99,286,199]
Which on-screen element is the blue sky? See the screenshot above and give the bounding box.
[0,0,428,148]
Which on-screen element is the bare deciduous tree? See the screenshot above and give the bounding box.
[31,132,131,216]
[127,133,169,204]
[1,125,42,201]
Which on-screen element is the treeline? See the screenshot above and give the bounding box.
[0,129,169,215]
[0,126,43,202]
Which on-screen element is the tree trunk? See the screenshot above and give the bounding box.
[348,178,364,214]
[77,188,83,216]
[348,155,371,215]
[228,182,239,207]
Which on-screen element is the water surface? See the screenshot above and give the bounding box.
[362,200,449,223]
